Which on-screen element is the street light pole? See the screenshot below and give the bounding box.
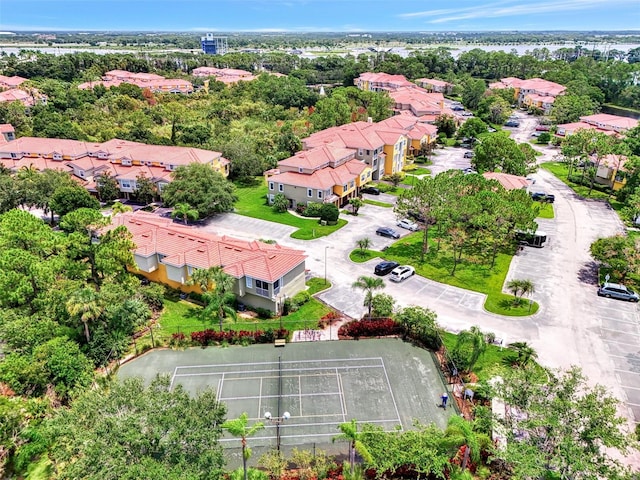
[264,411,290,451]
[324,246,329,286]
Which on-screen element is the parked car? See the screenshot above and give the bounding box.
[535,125,551,131]
[531,132,542,137]
[376,227,401,239]
[361,186,381,195]
[530,191,555,203]
[487,127,497,132]
[374,260,400,276]
[397,219,419,231]
[505,120,520,127]
[461,112,474,117]
[597,282,639,302]
[463,151,474,158]
[390,265,415,282]
[408,210,426,223]
[463,167,477,175]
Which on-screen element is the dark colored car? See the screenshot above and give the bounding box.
[374,260,400,276]
[408,210,426,223]
[535,125,551,131]
[598,282,639,302]
[360,186,381,195]
[463,151,474,159]
[376,227,400,239]
[530,192,555,203]
[505,120,520,127]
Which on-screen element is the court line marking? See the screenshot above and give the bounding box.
[615,368,640,375]
[169,367,178,391]
[336,368,346,422]
[220,392,342,401]
[174,357,384,371]
[257,377,263,419]
[600,327,640,337]
[380,358,403,430]
[608,353,640,360]
[174,365,384,378]
[601,339,640,347]
[298,375,302,418]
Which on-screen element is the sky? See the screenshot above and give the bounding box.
[1,0,639,32]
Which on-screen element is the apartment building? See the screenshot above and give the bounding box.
[78,70,193,94]
[414,78,454,94]
[191,67,257,85]
[556,113,639,138]
[489,77,565,114]
[107,211,307,313]
[355,72,416,92]
[0,135,229,197]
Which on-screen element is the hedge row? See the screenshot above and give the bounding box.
[338,319,402,339]
[188,328,289,346]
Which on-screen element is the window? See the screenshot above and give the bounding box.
[269,182,274,191]
[10,153,17,158]
[317,191,323,199]
[255,279,269,297]
[121,181,131,189]
[343,184,348,190]
[366,149,370,155]
[122,159,131,166]
[307,188,312,198]
[299,167,304,173]
[278,184,283,192]
[245,277,253,288]
[78,171,85,178]
[274,278,281,295]
[53,153,62,160]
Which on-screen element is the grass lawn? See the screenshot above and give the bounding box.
[405,167,432,176]
[363,199,393,208]
[233,182,347,240]
[146,279,334,346]
[349,248,381,263]
[440,332,545,382]
[381,232,539,316]
[536,202,555,219]
[541,162,616,202]
[628,230,640,240]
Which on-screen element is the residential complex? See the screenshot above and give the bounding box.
[107,211,307,313]
[265,115,437,208]
[414,78,454,94]
[0,126,229,197]
[78,70,194,94]
[0,74,46,107]
[489,77,566,114]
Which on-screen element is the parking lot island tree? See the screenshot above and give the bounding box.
[351,275,385,320]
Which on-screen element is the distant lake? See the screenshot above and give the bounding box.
[601,105,640,120]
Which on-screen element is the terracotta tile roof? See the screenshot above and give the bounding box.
[14,156,72,172]
[389,87,446,117]
[279,144,355,170]
[305,122,385,151]
[580,114,638,131]
[107,211,306,282]
[519,78,565,97]
[0,75,27,87]
[0,124,14,133]
[1,137,93,157]
[0,89,34,106]
[556,122,619,137]
[269,159,366,190]
[482,172,530,190]
[415,78,452,87]
[599,154,628,171]
[357,72,415,90]
[524,93,556,104]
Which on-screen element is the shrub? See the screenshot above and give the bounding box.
[318,311,341,328]
[253,307,273,319]
[320,203,339,222]
[292,290,311,306]
[302,202,323,217]
[338,319,402,339]
[190,328,289,346]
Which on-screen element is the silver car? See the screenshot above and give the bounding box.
[597,282,639,302]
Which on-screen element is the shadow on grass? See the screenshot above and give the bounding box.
[497,298,526,311]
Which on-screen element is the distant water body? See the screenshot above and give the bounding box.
[1,42,639,58]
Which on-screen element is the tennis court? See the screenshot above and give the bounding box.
[118,338,455,450]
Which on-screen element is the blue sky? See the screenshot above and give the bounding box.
[1,0,639,32]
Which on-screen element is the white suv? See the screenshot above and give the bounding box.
[390,265,415,282]
[397,219,419,231]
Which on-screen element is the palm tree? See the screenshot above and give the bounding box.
[506,279,524,304]
[221,412,265,480]
[171,202,199,225]
[443,415,491,472]
[508,341,539,367]
[66,287,104,343]
[519,279,535,299]
[349,197,364,215]
[356,237,371,255]
[455,326,487,373]
[351,275,385,319]
[189,266,238,331]
[332,419,372,475]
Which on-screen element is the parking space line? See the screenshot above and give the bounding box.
[621,385,640,391]
[608,353,640,360]
[600,316,639,326]
[614,368,640,375]
[600,327,640,336]
[602,339,640,347]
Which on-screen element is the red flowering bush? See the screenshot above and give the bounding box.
[190,328,289,346]
[338,319,401,339]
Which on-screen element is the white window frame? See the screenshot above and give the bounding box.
[317,191,323,199]
[307,188,312,198]
[269,182,274,191]
[245,277,253,288]
[278,184,283,192]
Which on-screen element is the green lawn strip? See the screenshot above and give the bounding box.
[233,182,347,239]
[628,230,640,240]
[536,202,555,219]
[440,332,546,383]
[349,249,382,263]
[541,162,615,201]
[363,199,394,208]
[405,167,432,176]
[382,233,539,316]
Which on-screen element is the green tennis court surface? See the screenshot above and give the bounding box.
[118,338,454,450]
